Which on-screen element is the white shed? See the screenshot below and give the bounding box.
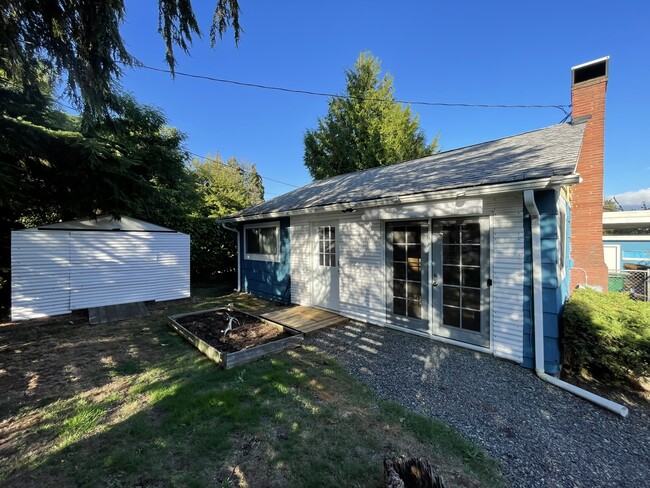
[11,216,190,321]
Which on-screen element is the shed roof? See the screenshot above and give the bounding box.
[33,216,178,233]
[224,122,586,221]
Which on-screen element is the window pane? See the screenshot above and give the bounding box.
[461,223,480,244]
[443,266,460,285]
[408,299,422,319]
[319,253,324,266]
[393,280,406,298]
[330,227,335,240]
[462,309,481,332]
[260,227,277,255]
[462,268,481,288]
[394,244,406,262]
[443,245,460,265]
[323,226,329,239]
[393,228,406,244]
[393,298,407,316]
[407,244,421,259]
[407,258,421,281]
[246,228,260,254]
[393,263,406,280]
[443,306,460,328]
[442,224,460,244]
[407,282,421,301]
[406,227,420,244]
[463,289,481,310]
[443,286,460,307]
[461,245,480,266]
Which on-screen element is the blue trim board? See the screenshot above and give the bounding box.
[522,190,565,374]
[239,217,291,303]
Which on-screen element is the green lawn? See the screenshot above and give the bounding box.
[0,293,504,487]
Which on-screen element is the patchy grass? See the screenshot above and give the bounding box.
[0,293,504,487]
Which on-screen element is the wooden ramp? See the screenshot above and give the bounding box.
[260,306,348,334]
[89,302,150,325]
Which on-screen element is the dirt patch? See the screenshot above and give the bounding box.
[175,310,291,353]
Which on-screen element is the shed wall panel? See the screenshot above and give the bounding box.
[11,230,189,320]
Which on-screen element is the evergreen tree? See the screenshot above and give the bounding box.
[304,52,438,180]
[0,0,241,124]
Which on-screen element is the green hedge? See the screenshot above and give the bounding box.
[561,288,650,386]
[163,216,237,281]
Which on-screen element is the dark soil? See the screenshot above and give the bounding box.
[175,310,291,353]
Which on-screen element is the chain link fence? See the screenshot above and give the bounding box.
[608,269,650,301]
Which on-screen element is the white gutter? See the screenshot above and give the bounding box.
[220,223,241,292]
[523,190,628,417]
[219,175,582,223]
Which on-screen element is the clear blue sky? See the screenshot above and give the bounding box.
[114,0,650,207]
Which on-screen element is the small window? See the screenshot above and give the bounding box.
[244,222,280,262]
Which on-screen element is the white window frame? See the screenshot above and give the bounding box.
[243,221,281,262]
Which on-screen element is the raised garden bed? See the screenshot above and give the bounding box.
[168,307,303,369]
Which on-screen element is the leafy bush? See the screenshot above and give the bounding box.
[562,288,650,386]
[163,216,237,281]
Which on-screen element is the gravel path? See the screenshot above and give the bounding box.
[308,322,650,488]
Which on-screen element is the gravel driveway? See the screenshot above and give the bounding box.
[309,321,650,488]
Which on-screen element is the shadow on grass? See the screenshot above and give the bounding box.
[1,313,503,487]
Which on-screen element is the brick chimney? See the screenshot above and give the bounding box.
[569,57,609,291]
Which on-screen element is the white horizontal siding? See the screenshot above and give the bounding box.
[288,193,525,363]
[489,193,525,362]
[338,216,385,324]
[289,216,312,306]
[11,229,189,320]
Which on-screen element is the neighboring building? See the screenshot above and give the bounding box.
[603,210,650,271]
[11,216,190,320]
[219,58,610,375]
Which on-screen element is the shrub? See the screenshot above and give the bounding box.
[561,288,650,386]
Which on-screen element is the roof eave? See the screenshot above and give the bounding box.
[217,174,581,223]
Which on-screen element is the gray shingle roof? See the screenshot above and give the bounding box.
[228,122,585,219]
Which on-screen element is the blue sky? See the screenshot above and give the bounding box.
[114,1,650,207]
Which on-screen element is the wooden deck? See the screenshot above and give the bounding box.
[260,306,348,334]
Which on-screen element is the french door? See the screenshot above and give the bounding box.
[386,222,429,331]
[431,219,490,347]
[386,218,490,347]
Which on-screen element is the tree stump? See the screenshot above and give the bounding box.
[383,457,446,488]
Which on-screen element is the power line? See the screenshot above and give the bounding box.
[130,61,572,115]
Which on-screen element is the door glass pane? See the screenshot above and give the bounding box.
[439,220,484,334]
[462,309,481,332]
[390,225,422,320]
[393,298,406,316]
[394,245,406,262]
[462,268,481,288]
[443,245,460,264]
[393,280,406,298]
[443,306,460,327]
[443,286,460,307]
[463,289,481,310]
[461,245,480,266]
[318,226,336,268]
[443,265,460,285]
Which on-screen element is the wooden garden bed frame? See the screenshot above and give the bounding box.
[168,307,303,369]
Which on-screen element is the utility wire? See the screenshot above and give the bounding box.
[1,77,300,190]
[130,61,572,115]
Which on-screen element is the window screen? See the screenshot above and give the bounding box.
[245,226,278,256]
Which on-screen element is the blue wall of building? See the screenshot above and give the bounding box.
[239,217,291,303]
[522,190,567,375]
[604,239,650,269]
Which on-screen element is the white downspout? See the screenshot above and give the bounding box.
[523,190,628,417]
[221,223,241,292]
